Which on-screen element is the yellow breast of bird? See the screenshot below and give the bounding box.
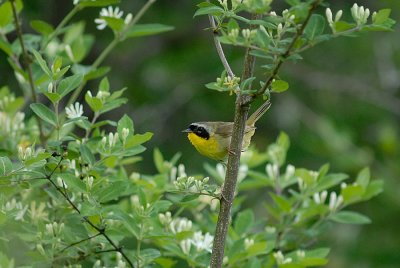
[187,133,228,161]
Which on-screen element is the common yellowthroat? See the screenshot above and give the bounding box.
[182,101,271,161]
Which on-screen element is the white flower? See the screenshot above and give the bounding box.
[274,251,292,265]
[121,127,129,142]
[124,13,133,25]
[238,164,248,182]
[66,102,83,119]
[266,163,279,180]
[328,192,344,211]
[351,3,370,25]
[326,8,333,24]
[94,6,131,30]
[313,190,328,204]
[297,250,306,258]
[95,6,123,30]
[244,238,254,250]
[190,231,213,253]
[178,164,187,177]
[180,239,191,255]
[169,217,192,234]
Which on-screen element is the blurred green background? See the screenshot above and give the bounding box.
[1,0,399,267]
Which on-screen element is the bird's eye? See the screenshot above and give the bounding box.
[194,126,209,139]
[189,124,196,131]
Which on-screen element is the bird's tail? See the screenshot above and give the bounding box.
[246,100,271,126]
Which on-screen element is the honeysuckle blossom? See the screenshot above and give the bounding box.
[94,6,132,30]
[65,102,83,119]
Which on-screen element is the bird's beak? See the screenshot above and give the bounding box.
[182,128,192,133]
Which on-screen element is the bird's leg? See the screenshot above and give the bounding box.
[228,148,236,156]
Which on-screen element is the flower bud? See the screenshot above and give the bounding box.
[326,8,333,24]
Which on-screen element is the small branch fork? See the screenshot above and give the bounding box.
[207,2,321,267]
[45,153,134,267]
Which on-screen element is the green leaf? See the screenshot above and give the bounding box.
[85,92,103,112]
[227,18,239,33]
[99,98,127,114]
[180,194,200,203]
[152,200,172,213]
[140,248,161,264]
[305,14,325,40]
[0,0,23,27]
[234,209,254,235]
[271,80,289,93]
[125,132,153,148]
[80,144,95,166]
[97,181,127,202]
[277,132,290,151]
[372,9,391,25]
[30,20,54,36]
[194,5,224,17]
[126,24,174,38]
[78,0,120,7]
[270,193,291,213]
[341,184,364,204]
[0,157,12,176]
[59,173,86,192]
[30,103,57,126]
[363,180,383,200]
[205,82,227,92]
[84,66,111,81]
[330,211,371,224]
[52,66,71,81]
[99,77,109,92]
[52,56,63,72]
[356,167,370,189]
[24,152,52,166]
[117,114,134,138]
[334,21,355,33]
[246,242,274,258]
[58,74,84,98]
[0,38,12,56]
[306,247,330,258]
[153,148,165,173]
[31,49,52,77]
[43,92,61,104]
[103,17,124,32]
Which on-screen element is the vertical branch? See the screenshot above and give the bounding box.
[210,13,260,268]
[10,0,46,146]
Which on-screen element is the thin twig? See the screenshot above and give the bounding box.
[207,12,235,78]
[61,233,102,252]
[45,155,134,267]
[255,0,320,97]
[10,0,46,146]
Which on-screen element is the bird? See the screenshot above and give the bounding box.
[182,101,271,161]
